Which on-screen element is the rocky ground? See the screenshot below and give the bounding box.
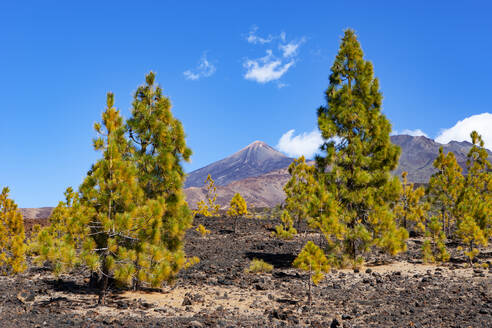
[1,216,491,327]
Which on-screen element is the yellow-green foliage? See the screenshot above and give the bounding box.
[0,187,26,275]
[421,217,450,263]
[194,174,220,217]
[32,73,193,303]
[394,172,429,234]
[293,241,330,306]
[227,193,248,233]
[273,210,297,239]
[246,258,273,274]
[277,156,317,235]
[428,147,464,238]
[456,216,487,264]
[227,193,248,217]
[293,241,330,285]
[316,29,407,268]
[455,131,491,261]
[184,256,200,269]
[195,224,210,237]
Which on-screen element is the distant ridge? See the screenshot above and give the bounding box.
[184,140,293,188]
[20,135,492,215]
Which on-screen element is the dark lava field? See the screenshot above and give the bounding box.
[1,216,491,327]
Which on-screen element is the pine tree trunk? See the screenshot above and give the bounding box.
[89,271,99,289]
[98,265,109,305]
[308,266,312,309]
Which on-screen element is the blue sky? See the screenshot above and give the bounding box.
[1,1,491,207]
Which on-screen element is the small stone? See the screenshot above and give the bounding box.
[182,296,192,306]
[365,268,372,274]
[188,321,204,328]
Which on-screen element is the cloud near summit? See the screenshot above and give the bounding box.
[435,113,492,150]
[276,129,323,158]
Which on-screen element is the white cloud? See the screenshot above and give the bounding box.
[435,113,492,150]
[276,129,323,158]
[392,129,428,137]
[243,50,294,83]
[243,27,305,85]
[279,38,305,58]
[246,26,273,44]
[184,53,216,81]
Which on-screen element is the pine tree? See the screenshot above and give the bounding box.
[394,172,429,235]
[227,193,248,233]
[194,174,220,217]
[421,216,450,263]
[126,72,193,290]
[455,131,491,263]
[316,29,406,268]
[275,156,317,237]
[273,210,297,239]
[32,91,190,304]
[0,187,27,275]
[428,147,464,238]
[293,241,330,308]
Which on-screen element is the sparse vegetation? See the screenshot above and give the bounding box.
[194,174,220,217]
[227,192,248,233]
[246,258,273,274]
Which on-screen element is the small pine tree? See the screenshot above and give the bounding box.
[194,174,220,217]
[293,241,330,308]
[394,172,429,234]
[421,217,450,263]
[0,187,27,275]
[227,193,248,233]
[281,156,318,234]
[316,29,405,267]
[456,216,487,265]
[428,147,464,238]
[273,210,297,239]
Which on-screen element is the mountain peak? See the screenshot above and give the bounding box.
[184,141,293,188]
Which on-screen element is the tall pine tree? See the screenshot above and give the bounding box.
[316,29,406,267]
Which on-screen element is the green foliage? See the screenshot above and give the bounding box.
[31,73,193,304]
[227,193,248,233]
[279,156,317,234]
[316,29,406,267]
[0,187,27,275]
[456,216,487,264]
[246,258,273,274]
[455,131,491,261]
[273,210,297,239]
[194,174,220,217]
[394,172,429,234]
[428,147,464,238]
[293,241,330,307]
[421,217,449,263]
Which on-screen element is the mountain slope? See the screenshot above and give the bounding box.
[390,135,492,183]
[184,135,492,208]
[184,141,293,188]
